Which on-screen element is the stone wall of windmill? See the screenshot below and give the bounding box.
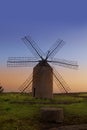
[32,62,53,99]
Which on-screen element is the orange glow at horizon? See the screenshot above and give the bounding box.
[0,65,87,93]
[0,67,33,92]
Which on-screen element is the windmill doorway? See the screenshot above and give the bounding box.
[33,88,36,97]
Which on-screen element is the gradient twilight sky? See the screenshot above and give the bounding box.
[0,0,87,92]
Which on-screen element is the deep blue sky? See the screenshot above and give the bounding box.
[0,0,87,92]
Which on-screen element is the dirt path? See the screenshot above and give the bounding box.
[49,124,87,130]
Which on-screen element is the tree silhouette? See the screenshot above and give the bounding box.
[0,84,4,93]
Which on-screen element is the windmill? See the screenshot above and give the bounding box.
[7,36,78,98]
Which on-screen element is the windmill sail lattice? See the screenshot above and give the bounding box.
[7,35,78,98]
[53,68,70,93]
[19,73,33,93]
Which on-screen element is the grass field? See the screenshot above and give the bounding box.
[0,92,87,130]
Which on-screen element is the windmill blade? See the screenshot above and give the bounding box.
[19,73,33,93]
[7,57,38,67]
[48,58,78,69]
[46,39,65,59]
[53,68,70,93]
[22,35,44,60]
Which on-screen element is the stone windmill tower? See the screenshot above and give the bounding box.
[7,36,78,98]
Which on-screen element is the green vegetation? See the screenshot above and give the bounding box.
[78,93,87,97]
[0,93,87,130]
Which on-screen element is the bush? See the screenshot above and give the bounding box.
[0,85,4,93]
